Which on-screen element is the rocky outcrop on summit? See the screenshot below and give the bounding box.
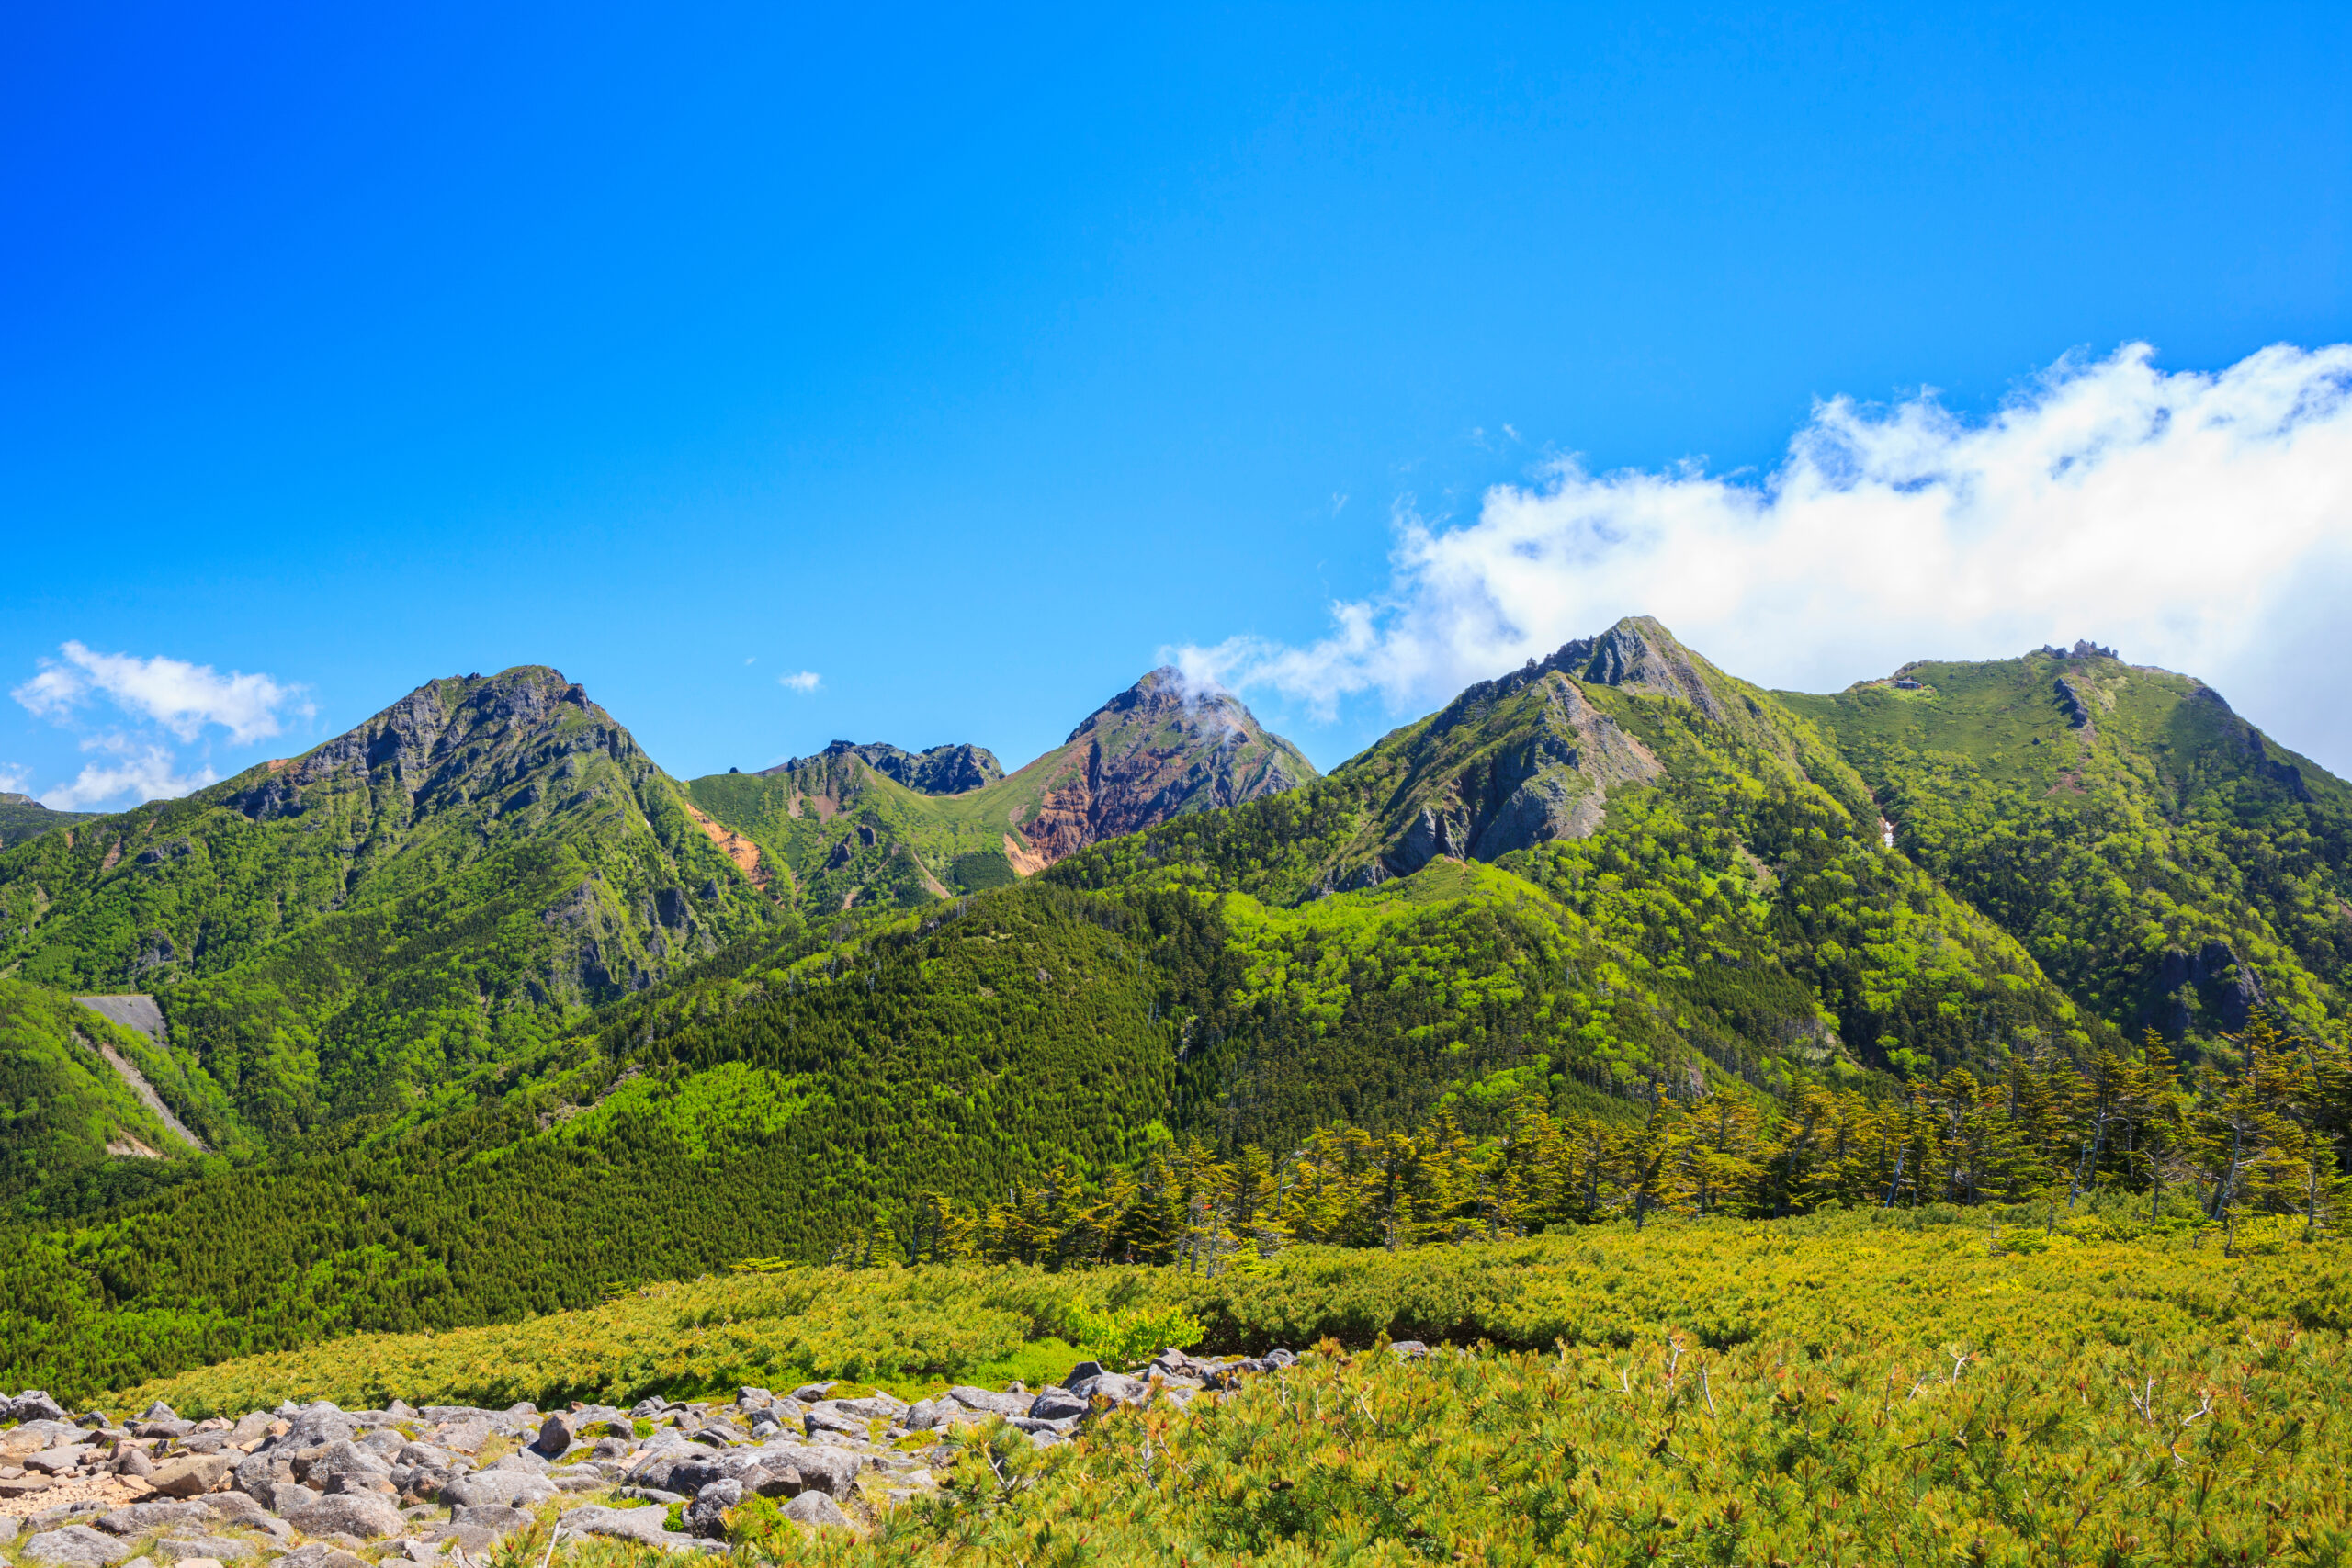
[765,741,1002,795]
[226,670,622,825]
[1011,670,1317,864]
[1313,617,1802,888]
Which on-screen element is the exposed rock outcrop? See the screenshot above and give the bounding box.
[1012,669,1315,864]
[765,742,1003,795]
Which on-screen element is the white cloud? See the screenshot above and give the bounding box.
[0,764,29,795]
[41,741,217,810]
[778,671,821,694]
[1182,343,2352,765]
[12,642,309,744]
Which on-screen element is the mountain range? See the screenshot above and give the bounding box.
[2,617,2347,1395]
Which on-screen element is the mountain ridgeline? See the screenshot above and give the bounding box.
[679,666,1317,912]
[2,621,2350,1401]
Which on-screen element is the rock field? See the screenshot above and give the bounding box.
[0,1347,1329,1562]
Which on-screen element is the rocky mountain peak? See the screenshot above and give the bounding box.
[224,665,634,824]
[766,740,1004,795]
[1067,666,1254,747]
[1012,668,1317,863]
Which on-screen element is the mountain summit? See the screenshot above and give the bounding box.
[0,666,775,1135]
[684,667,1317,911]
[1010,667,1317,865]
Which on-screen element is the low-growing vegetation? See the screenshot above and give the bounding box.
[84,1205,2352,1566]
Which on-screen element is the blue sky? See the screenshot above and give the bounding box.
[6,2,2349,806]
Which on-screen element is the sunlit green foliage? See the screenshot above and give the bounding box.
[0,979,203,1201]
[1785,650,2352,1054]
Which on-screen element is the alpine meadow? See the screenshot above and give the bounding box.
[2,612,2349,1567]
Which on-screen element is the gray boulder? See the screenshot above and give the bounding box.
[753,1445,862,1501]
[800,1405,869,1439]
[435,1471,555,1511]
[1,1515,23,1541]
[264,1484,322,1517]
[153,1538,258,1562]
[447,1505,533,1540]
[27,1447,98,1476]
[277,1410,357,1451]
[1066,1371,1148,1406]
[946,1386,1029,1418]
[148,1456,234,1499]
[905,1398,986,1431]
[782,1492,848,1530]
[684,1479,740,1538]
[736,1464,800,1499]
[427,1418,488,1455]
[560,1504,701,1551]
[114,1448,156,1479]
[93,1502,207,1537]
[23,1525,140,1564]
[1026,1389,1088,1422]
[9,1393,70,1425]
[528,1413,573,1459]
[269,1545,368,1568]
[298,1441,390,1483]
[284,1493,405,1541]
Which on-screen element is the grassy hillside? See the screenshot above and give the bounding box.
[1061,618,2101,1082]
[685,667,1317,918]
[0,667,783,1136]
[1783,646,2352,1053]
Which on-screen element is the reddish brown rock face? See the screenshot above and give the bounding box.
[1010,668,1314,865]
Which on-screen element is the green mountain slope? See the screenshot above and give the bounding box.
[1781,643,2352,1051]
[1,621,2314,1402]
[1062,617,2098,1080]
[0,792,98,851]
[0,979,215,1205]
[0,667,783,1136]
[684,667,1317,915]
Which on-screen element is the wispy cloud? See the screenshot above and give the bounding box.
[1180,343,2352,749]
[11,642,308,808]
[778,671,821,694]
[41,740,218,811]
[14,642,310,744]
